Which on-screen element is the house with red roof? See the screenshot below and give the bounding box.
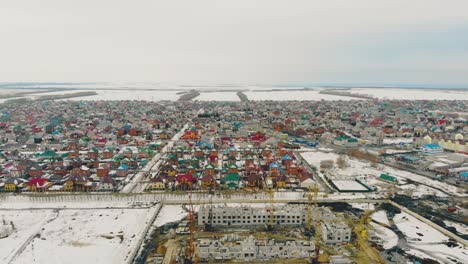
[28,177,51,192]
[176,173,194,190]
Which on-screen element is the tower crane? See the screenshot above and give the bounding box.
[353,210,386,264]
[312,184,323,261]
[306,187,313,233]
[204,195,213,232]
[267,188,275,230]
[185,195,196,263]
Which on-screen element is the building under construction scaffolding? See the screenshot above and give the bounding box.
[321,221,351,244]
[198,205,352,244]
[197,234,315,261]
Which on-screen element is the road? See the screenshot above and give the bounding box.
[384,160,467,190]
[294,150,333,193]
[162,239,179,264]
[123,107,205,193]
[121,123,189,193]
[7,210,60,264]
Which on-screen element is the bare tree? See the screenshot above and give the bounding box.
[320,159,334,171]
[336,155,348,169]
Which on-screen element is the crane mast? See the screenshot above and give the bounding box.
[185,195,196,262]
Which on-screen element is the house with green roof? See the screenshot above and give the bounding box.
[223,172,240,189]
[379,173,397,183]
[334,135,359,147]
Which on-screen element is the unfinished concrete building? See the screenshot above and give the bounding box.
[198,205,352,244]
[198,205,303,226]
[197,234,315,261]
[198,205,338,226]
[321,221,352,244]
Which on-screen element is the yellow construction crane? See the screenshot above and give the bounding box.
[268,188,275,230]
[313,184,323,260]
[185,195,196,263]
[353,210,386,264]
[306,187,313,232]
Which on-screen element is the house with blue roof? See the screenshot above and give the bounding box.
[460,171,468,182]
[281,153,294,167]
[269,162,280,176]
[116,164,129,177]
[281,154,292,161]
[269,162,280,169]
[422,144,443,155]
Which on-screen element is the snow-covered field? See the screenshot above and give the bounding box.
[154,205,187,227]
[350,88,468,100]
[0,205,158,264]
[333,180,368,191]
[371,223,399,250]
[2,86,467,102]
[0,210,54,263]
[395,212,468,263]
[443,220,468,236]
[0,198,158,209]
[66,89,181,101]
[351,203,376,211]
[195,92,240,101]
[372,210,390,226]
[383,138,413,145]
[244,90,359,101]
[0,88,46,97]
[398,183,448,198]
[0,89,182,102]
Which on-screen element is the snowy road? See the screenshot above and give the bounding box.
[121,124,189,194]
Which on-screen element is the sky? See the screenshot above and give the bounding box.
[0,0,467,87]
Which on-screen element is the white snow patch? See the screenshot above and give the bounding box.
[244,90,361,101]
[196,92,240,101]
[300,150,466,197]
[372,210,390,226]
[395,212,468,263]
[383,138,413,145]
[154,205,188,227]
[0,210,53,263]
[371,223,398,249]
[333,180,368,191]
[350,88,468,100]
[398,184,448,198]
[12,208,156,264]
[443,220,468,235]
[65,90,180,101]
[350,203,375,211]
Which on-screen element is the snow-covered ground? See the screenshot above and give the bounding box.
[30,89,92,97]
[398,183,448,198]
[350,88,468,100]
[383,138,413,145]
[370,223,399,250]
[0,198,158,209]
[350,203,376,211]
[443,220,468,236]
[372,210,390,226]
[333,180,368,191]
[0,210,54,263]
[2,207,156,264]
[0,89,182,102]
[394,212,468,263]
[195,92,240,101]
[154,205,187,227]
[2,86,467,102]
[244,90,360,101]
[66,89,181,101]
[300,150,466,197]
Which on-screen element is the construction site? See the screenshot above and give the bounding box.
[141,187,409,264]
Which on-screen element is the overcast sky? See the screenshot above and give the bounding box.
[1,0,467,87]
